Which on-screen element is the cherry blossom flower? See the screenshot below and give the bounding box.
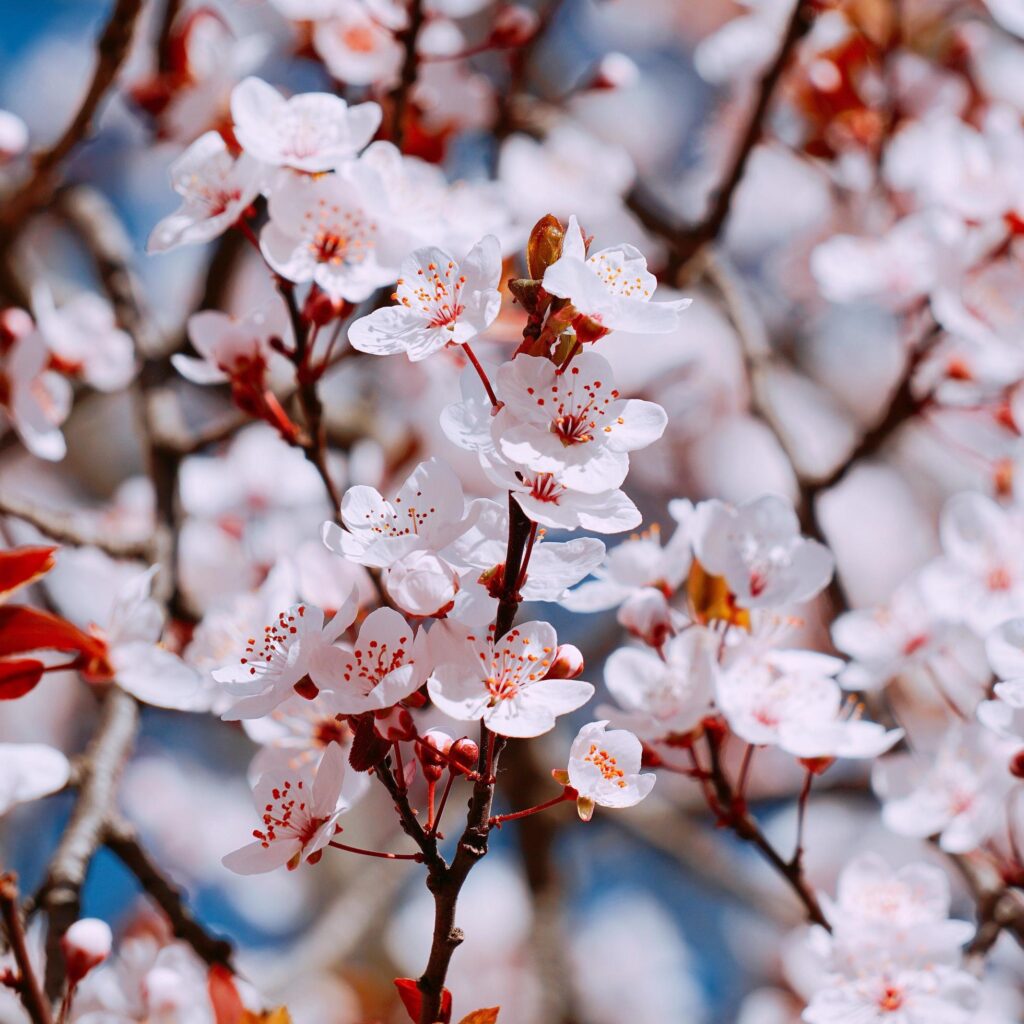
[86,567,202,711]
[214,596,358,720]
[541,215,691,336]
[872,725,1011,853]
[325,607,428,713]
[600,629,718,746]
[565,720,655,821]
[223,741,353,873]
[312,8,403,87]
[71,936,214,1024]
[831,578,989,711]
[31,285,134,391]
[0,308,72,461]
[0,742,70,815]
[348,236,501,361]
[427,620,594,737]
[692,495,834,609]
[920,492,1024,633]
[717,648,902,760]
[803,968,980,1024]
[324,457,481,574]
[444,498,605,624]
[147,131,264,253]
[230,76,381,172]
[491,352,667,493]
[561,506,693,612]
[978,617,1024,738]
[173,307,285,390]
[260,170,400,302]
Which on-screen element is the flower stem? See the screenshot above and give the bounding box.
[489,790,573,826]
[462,342,500,409]
[328,841,424,862]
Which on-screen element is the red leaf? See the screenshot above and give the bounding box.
[208,964,244,1024]
[0,546,56,603]
[393,979,453,1024]
[0,659,44,700]
[0,606,107,667]
[457,1011,500,1024]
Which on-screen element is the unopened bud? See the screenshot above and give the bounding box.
[419,728,453,781]
[1011,749,1024,779]
[449,736,480,773]
[0,307,33,348]
[588,52,639,91]
[491,4,540,47]
[303,290,350,327]
[544,644,584,680]
[526,214,566,281]
[61,918,112,985]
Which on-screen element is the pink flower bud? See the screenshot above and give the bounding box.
[61,918,112,984]
[544,644,584,680]
[491,5,540,47]
[589,52,639,91]
[449,736,480,773]
[0,307,33,347]
[419,728,453,781]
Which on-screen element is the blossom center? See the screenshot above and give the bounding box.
[584,743,627,787]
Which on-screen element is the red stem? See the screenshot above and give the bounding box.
[328,841,423,862]
[489,790,574,826]
[462,343,500,409]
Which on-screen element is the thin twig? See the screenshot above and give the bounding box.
[38,688,139,999]
[0,0,144,239]
[0,874,52,1024]
[627,0,814,277]
[389,0,427,150]
[103,818,234,969]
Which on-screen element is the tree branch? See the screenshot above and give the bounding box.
[0,874,52,1024]
[388,0,427,150]
[627,0,814,276]
[103,819,234,969]
[0,0,144,240]
[38,688,139,999]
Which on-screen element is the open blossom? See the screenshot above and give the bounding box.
[541,215,691,336]
[491,352,667,493]
[427,620,594,737]
[832,578,989,708]
[223,742,352,874]
[323,457,481,574]
[444,498,605,624]
[214,596,357,720]
[312,7,403,86]
[717,648,902,759]
[231,77,380,171]
[873,725,1011,853]
[692,496,834,609]
[600,629,718,745]
[88,568,202,711]
[31,285,134,391]
[0,308,72,461]
[260,170,400,302]
[147,131,264,253]
[348,236,501,361]
[920,492,1024,633]
[174,307,285,389]
[0,743,71,815]
[978,617,1024,738]
[325,607,428,713]
[565,721,655,821]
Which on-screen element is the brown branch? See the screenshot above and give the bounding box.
[627,0,814,276]
[38,688,139,999]
[156,0,185,74]
[0,0,144,240]
[948,850,1024,968]
[0,874,52,1024]
[0,491,152,561]
[103,819,234,969]
[703,730,828,929]
[388,0,427,150]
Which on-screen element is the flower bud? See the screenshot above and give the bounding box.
[303,290,351,327]
[588,52,639,91]
[61,918,112,985]
[0,307,33,348]
[449,736,480,773]
[544,644,584,680]
[419,728,453,782]
[526,214,566,281]
[490,5,540,47]
[1011,749,1024,779]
